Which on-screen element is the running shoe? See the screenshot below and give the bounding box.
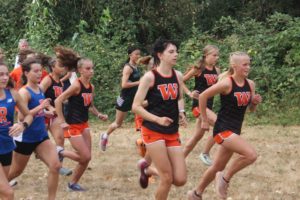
[59,167,73,176]
[100,133,108,151]
[9,179,18,187]
[68,183,86,192]
[199,153,213,166]
[137,159,149,189]
[187,190,202,200]
[215,171,229,199]
[56,146,64,162]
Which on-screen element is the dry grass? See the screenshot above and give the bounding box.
[13,122,300,200]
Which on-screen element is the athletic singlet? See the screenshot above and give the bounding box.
[213,77,252,135]
[120,63,141,99]
[44,75,63,106]
[192,67,218,109]
[142,69,179,134]
[66,79,92,124]
[0,89,16,154]
[15,87,48,143]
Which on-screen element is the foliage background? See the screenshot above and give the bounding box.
[0,0,299,124]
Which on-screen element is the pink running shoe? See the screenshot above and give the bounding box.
[137,159,149,189]
[215,171,229,199]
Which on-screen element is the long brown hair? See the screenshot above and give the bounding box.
[54,46,81,71]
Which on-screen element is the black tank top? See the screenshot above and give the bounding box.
[192,67,218,109]
[66,79,92,124]
[142,69,179,134]
[44,75,63,106]
[120,63,141,99]
[213,77,251,135]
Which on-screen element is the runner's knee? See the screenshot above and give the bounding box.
[160,171,173,186]
[49,160,62,173]
[173,175,187,186]
[245,149,257,164]
[79,153,91,164]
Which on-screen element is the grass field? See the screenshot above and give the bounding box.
[12,122,299,200]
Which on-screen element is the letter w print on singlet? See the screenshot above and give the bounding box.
[234,92,251,106]
[204,74,218,86]
[82,93,92,106]
[53,86,63,97]
[0,107,7,123]
[157,83,178,100]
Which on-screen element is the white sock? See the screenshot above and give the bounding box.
[102,133,108,139]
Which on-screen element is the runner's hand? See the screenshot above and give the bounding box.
[156,117,173,126]
[9,122,25,137]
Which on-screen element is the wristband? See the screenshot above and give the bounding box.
[22,122,29,129]
[179,109,185,113]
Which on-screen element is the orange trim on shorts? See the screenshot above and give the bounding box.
[214,130,234,144]
[135,114,143,131]
[141,126,181,147]
[64,122,89,138]
[192,107,200,118]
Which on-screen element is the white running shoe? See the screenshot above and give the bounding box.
[199,153,213,166]
[59,167,73,176]
[56,146,64,162]
[215,171,229,199]
[9,179,18,187]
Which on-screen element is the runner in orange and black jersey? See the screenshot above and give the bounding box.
[192,67,218,111]
[188,52,262,200]
[44,75,63,106]
[40,56,78,177]
[55,58,107,191]
[142,68,179,135]
[65,79,92,126]
[133,38,187,198]
[182,45,220,165]
[213,77,251,139]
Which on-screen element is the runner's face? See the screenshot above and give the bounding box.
[130,50,141,64]
[53,60,66,76]
[27,63,42,84]
[0,65,9,89]
[159,44,178,66]
[234,56,251,78]
[205,49,219,66]
[19,42,29,50]
[79,60,94,79]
